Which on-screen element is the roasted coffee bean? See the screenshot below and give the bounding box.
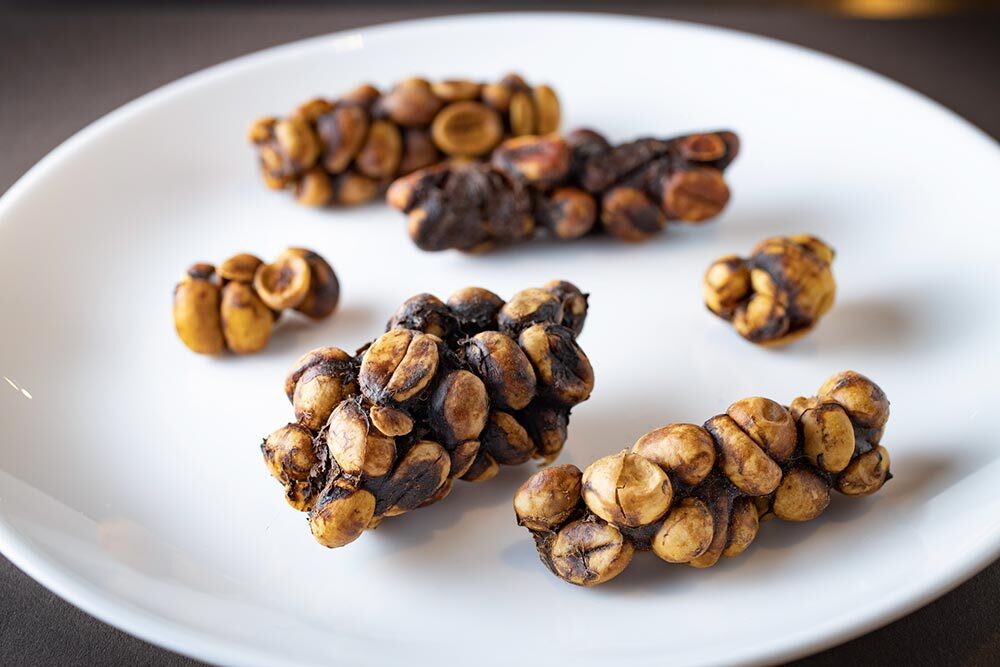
[520,405,570,463]
[379,80,444,127]
[220,281,273,354]
[514,464,582,531]
[261,423,323,511]
[536,187,597,240]
[508,91,537,135]
[817,370,890,434]
[492,135,570,188]
[798,402,856,473]
[448,440,481,479]
[332,170,381,205]
[326,400,397,479]
[316,104,370,174]
[446,286,504,334]
[703,255,751,319]
[582,451,673,527]
[632,423,716,487]
[288,347,358,431]
[481,411,535,465]
[369,405,414,437]
[461,450,500,482]
[294,168,334,207]
[464,331,537,411]
[281,248,340,320]
[254,253,311,311]
[359,329,440,405]
[399,128,441,174]
[309,482,376,548]
[661,168,730,223]
[651,497,714,563]
[773,466,830,521]
[432,101,504,157]
[532,85,561,135]
[726,397,797,463]
[429,370,490,445]
[518,323,594,407]
[249,116,320,183]
[355,119,402,179]
[498,287,563,335]
[705,414,783,496]
[217,253,263,284]
[600,186,666,241]
[376,440,450,516]
[518,371,892,584]
[722,497,760,557]
[174,270,224,354]
[548,519,634,586]
[431,79,481,102]
[542,280,588,335]
[836,445,891,496]
[387,293,459,340]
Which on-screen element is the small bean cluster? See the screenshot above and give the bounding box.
[173,248,339,354]
[387,128,740,252]
[704,235,837,346]
[249,74,559,208]
[514,370,891,586]
[262,281,594,548]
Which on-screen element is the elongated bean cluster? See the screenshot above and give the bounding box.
[249,74,559,208]
[173,248,339,354]
[704,235,836,346]
[262,281,594,548]
[514,371,891,586]
[387,128,740,252]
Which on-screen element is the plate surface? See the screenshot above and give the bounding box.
[1,12,999,667]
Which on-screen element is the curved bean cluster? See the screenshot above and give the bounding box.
[514,371,891,585]
[704,235,836,346]
[262,281,594,548]
[249,73,560,208]
[387,129,740,253]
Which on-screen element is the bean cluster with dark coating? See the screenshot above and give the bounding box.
[387,128,740,252]
[249,74,560,208]
[173,248,339,354]
[514,370,891,586]
[262,280,594,548]
[704,235,836,346]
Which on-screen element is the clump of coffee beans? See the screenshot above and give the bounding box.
[704,235,836,346]
[515,370,891,586]
[262,280,594,548]
[249,74,560,208]
[173,248,339,354]
[387,128,740,252]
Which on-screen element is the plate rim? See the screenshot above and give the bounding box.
[1,11,999,667]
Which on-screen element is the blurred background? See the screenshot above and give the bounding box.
[1,1,998,666]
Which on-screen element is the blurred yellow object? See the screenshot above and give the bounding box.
[824,0,992,17]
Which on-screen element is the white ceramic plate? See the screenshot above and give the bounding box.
[1,12,999,667]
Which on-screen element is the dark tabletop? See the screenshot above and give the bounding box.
[1,2,998,665]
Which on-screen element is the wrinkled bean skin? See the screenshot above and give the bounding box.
[263,282,592,548]
[519,371,893,585]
